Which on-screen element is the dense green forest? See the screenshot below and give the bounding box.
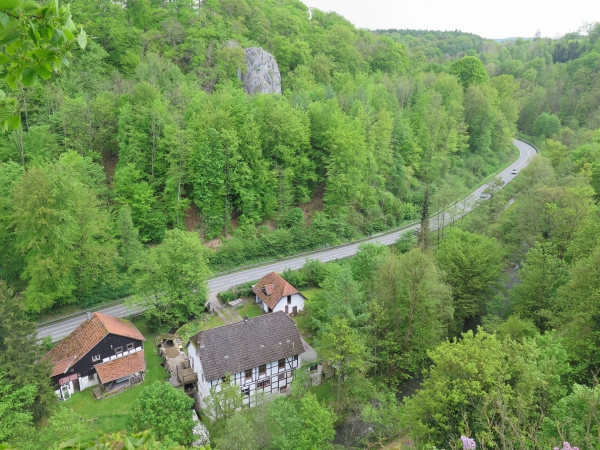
[0,0,521,316]
[3,0,600,448]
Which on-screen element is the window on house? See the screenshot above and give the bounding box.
[293,355,298,362]
[287,295,291,304]
[114,346,123,354]
[278,372,285,381]
[245,369,252,380]
[92,354,101,362]
[88,373,96,382]
[278,359,285,370]
[258,379,271,389]
[309,365,318,372]
[242,387,250,397]
[259,365,266,376]
[126,343,134,350]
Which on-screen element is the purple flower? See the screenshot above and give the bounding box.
[557,443,579,450]
[460,435,476,450]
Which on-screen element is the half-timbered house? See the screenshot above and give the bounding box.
[187,311,305,408]
[44,312,146,400]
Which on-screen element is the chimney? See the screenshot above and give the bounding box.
[244,315,249,322]
[199,335,205,348]
[87,311,91,321]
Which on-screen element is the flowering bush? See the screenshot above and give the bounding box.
[460,435,476,450]
[554,443,580,450]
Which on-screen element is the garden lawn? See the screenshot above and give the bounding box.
[177,313,226,341]
[57,319,168,440]
[236,302,262,319]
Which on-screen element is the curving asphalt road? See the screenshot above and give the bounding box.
[37,139,537,342]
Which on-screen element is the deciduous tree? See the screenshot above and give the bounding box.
[127,382,194,445]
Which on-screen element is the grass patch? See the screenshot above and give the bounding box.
[291,287,321,345]
[236,302,262,319]
[292,312,315,346]
[311,378,336,406]
[300,287,321,301]
[57,318,168,440]
[177,313,226,341]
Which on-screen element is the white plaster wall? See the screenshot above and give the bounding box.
[187,342,211,401]
[272,293,304,314]
[78,374,99,391]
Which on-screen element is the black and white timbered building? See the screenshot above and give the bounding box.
[187,311,305,407]
[44,312,146,400]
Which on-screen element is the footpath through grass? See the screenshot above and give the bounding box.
[58,319,168,440]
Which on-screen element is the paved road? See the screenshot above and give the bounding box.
[37,139,537,342]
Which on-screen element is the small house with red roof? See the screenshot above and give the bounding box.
[44,312,146,400]
[252,272,305,315]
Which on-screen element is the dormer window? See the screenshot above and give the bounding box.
[114,346,123,354]
[92,354,101,362]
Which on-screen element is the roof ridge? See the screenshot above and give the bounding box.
[190,311,289,341]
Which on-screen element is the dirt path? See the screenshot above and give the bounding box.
[208,293,241,325]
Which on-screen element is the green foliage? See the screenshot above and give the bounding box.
[0,283,54,422]
[450,56,488,89]
[204,375,244,428]
[0,0,86,130]
[0,371,36,442]
[436,228,504,332]
[371,249,453,383]
[117,204,143,270]
[318,316,371,408]
[540,383,600,449]
[129,229,211,327]
[511,242,570,330]
[11,154,117,312]
[533,112,562,139]
[404,330,570,448]
[127,382,194,445]
[56,429,187,450]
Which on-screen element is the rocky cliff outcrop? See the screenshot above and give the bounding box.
[239,47,282,95]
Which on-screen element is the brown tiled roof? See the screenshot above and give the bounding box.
[252,272,302,309]
[44,313,145,377]
[95,351,146,384]
[189,311,305,381]
[50,356,77,377]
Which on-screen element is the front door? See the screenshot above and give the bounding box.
[60,384,71,400]
[285,305,289,314]
[292,306,298,315]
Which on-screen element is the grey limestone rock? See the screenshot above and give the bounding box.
[239,46,282,95]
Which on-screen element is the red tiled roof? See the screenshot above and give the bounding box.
[50,356,77,377]
[95,312,145,341]
[252,272,302,309]
[95,351,146,384]
[44,313,145,378]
